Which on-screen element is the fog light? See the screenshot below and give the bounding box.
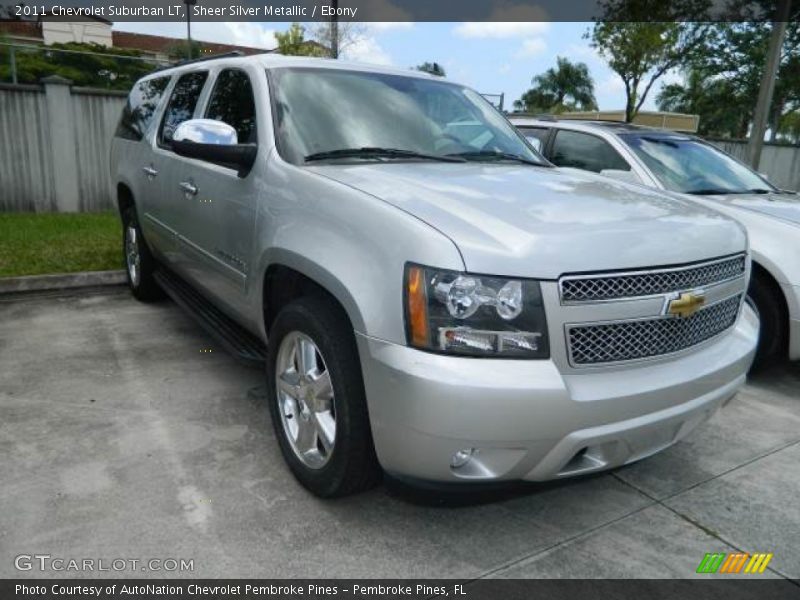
[450,448,475,468]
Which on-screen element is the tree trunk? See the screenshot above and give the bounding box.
[625,95,635,123]
[768,99,783,142]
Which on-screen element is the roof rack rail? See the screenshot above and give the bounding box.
[176,50,244,67]
[152,51,246,72]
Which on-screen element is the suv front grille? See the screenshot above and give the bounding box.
[560,255,746,303]
[567,295,742,366]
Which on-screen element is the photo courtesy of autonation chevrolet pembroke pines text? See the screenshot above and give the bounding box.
[0,0,798,598]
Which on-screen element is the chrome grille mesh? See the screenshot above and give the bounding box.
[560,255,746,302]
[567,295,742,366]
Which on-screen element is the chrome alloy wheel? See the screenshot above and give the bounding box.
[125,225,141,287]
[275,331,336,469]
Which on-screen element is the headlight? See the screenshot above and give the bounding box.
[404,264,549,358]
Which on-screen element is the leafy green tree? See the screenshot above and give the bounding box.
[0,42,157,89]
[164,40,203,61]
[692,15,800,141]
[416,62,446,77]
[657,69,751,137]
[310,22,365,59]
[0,4,18,19]
[514,56,597,113]
[779,110,800,143]
[275,23,326,57]
[587,0,711,121]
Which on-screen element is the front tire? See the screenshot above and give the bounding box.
[121,206,164,302]
[748,270,787,372]
[266,296,380,497]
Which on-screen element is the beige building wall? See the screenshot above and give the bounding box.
[561,110,700,133]
[41,21,113,47]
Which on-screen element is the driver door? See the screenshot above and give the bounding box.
[173,66,261,317]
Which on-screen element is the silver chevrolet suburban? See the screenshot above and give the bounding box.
[110,54,758,497]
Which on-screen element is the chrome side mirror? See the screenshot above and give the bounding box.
[171,119,256,178]
[173,118,238,145]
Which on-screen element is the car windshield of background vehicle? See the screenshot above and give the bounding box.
[270,68,546,166]
[620,134,774,195]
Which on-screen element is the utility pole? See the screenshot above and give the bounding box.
[747,0,791,169]
[10,45,17,85]
[184,0,197,60]
[329,0,339,58]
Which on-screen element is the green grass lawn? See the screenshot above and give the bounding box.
[0,212,122,278]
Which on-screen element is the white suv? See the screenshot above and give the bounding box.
[512,116,800,369]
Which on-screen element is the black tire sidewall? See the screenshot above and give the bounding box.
[121,205,163,301]
[748,274,786,370]
[266,296,378,497]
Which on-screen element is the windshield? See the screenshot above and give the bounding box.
[269,67,545,166]
[619,133,774,195]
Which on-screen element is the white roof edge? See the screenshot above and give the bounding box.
[144,53,444,82]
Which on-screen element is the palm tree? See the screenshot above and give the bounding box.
[657,69,750,138]
[514,56,597,114]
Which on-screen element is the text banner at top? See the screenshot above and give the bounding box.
[0,0,793,23]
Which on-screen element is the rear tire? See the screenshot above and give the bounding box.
[121,205,164,302]
[748,269,787,372]
[266,295,380,497]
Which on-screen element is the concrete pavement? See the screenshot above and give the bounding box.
[1,289,798,580]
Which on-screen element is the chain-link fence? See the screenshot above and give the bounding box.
[0,41,172,89]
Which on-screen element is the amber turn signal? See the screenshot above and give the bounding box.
[406,265,429,347]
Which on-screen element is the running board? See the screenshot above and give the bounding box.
[154,269,266,368]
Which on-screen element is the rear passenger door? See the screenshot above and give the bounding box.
[151,70,210,277]
[175,66,261,315]
[112,75,173,255]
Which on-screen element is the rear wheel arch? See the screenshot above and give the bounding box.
[117,182,135,217]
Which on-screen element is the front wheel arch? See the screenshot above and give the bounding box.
[748,261,789,369]
[260,256,365,338]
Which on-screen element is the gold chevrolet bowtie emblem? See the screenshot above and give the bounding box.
[668,292,706,318]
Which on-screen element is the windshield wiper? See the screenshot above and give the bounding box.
[445,150,545,167]
[686,188,738,196]
[688,187,776,196]
[304,147,465,163]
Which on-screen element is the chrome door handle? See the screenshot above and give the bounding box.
[179,181,198,196]
[142,166,158,178]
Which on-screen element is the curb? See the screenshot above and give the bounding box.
[0,270,127,295]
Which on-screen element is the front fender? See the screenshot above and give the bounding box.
[251,157,464,345]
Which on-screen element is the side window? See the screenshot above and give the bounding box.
[550,130,631,173]
[115,76,171,141]
[519,127,549,153]
[205,69,257,143]
[158,71,209,148]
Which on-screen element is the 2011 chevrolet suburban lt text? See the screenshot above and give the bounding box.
[110,54,758,497]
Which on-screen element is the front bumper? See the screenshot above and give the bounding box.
[357,304,758,483]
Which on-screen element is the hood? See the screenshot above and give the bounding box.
[309,163,747,279]
[702,191,800,227]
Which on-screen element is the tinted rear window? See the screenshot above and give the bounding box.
[550,129,631,173]
[115,76,171,141]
